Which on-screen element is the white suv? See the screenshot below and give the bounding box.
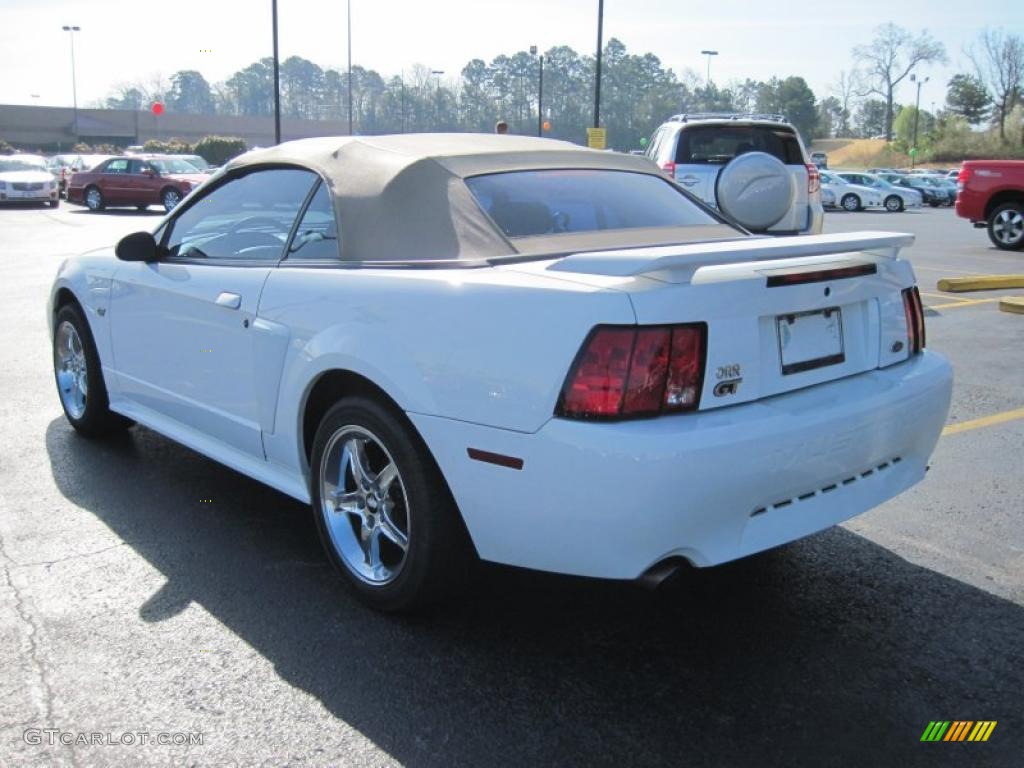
[645,113,823,235]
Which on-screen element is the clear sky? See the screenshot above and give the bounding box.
[1,0,1020,114]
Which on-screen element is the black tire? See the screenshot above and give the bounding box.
[928,200,941,208]
[841,193,860,212]
[161,187,182,212]
[884,195,903,212]
[136,203,148,211]
[310,396,474,612]
[49,198,60,208]
[53,303,132,437]
[84,185,105,211]
[987,202,1024,251]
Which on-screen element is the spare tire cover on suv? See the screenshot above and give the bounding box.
[714,151,795,231]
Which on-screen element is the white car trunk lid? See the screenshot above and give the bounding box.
[541,231,917,409]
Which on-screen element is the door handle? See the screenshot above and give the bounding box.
[215,291,241,309]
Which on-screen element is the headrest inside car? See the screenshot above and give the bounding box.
[488,201,553,237]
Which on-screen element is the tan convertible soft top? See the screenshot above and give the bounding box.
[224,134,723,262]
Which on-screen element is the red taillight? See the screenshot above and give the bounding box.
[902,286,925,354]
[623,328,671,413]
[806,163,820,194]
[661,161,676,179]
[957,166,971,192]
[557,324,707,419]
[665,326,704,409]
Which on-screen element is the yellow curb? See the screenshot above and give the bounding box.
[999,296,1024,314]
[936,275,1024,292]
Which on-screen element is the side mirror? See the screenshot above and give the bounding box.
[143,169,156,177]
[115,231,158,262]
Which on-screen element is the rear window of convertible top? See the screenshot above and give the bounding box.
[464,169,717,239]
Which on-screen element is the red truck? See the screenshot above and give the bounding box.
[955,160,1024,250]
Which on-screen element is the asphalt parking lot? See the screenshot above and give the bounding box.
[1,202,1022,767]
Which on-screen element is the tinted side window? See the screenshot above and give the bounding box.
[287,182,340,261]
[676,126,803,165]
[163,168,317,262]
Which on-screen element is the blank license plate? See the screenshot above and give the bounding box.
[777,308,844,375]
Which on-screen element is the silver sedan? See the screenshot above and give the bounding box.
[837,172,923,213]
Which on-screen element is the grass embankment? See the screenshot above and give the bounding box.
[808,139,920,169]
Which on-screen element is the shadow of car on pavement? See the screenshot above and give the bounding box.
[45,418,1022,767]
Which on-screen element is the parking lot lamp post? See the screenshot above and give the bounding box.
[700,49,718,87]
[271,0,281,144]
[530,46,544,137]
[61,26,80,142]
[594,0,604,128]
[347,0,353,136]
[910,73,929,170]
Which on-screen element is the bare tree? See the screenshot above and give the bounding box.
[853,24,947,141]
[966,28,1024,141]
[830,69,867,137]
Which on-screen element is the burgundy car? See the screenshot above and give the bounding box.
[67,156,207,212]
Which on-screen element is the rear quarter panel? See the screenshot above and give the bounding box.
[257,265,636,474]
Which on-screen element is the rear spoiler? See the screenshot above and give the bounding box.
[547,231,915,282]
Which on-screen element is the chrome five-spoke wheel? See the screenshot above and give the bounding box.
[55,320,88,419]
[319,426,410,585]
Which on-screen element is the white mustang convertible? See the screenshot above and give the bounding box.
[49,134,952,611]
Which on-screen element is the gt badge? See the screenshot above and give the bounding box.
[713,378,742,397]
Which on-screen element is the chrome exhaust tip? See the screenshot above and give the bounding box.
[637,558,688,590]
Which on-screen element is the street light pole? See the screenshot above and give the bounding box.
[61,25,80,142]
[271,0,281,144]
[531,46,544,137]
[700,49,718,87]
[910,73,929,170]
[593,0,604,128]
[347,0,353,136]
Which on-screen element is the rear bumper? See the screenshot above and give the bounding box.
[411,351,952,579]
[955,195,983,222]
[804,202,824,233]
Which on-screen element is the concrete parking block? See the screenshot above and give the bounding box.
[937,275,1024,292]
[999,296,1024,315]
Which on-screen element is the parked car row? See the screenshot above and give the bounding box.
[818,168,958,212]
[0,150,215,211]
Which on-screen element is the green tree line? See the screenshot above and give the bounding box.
[102,38,822,149]
[98,24,1023,156]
